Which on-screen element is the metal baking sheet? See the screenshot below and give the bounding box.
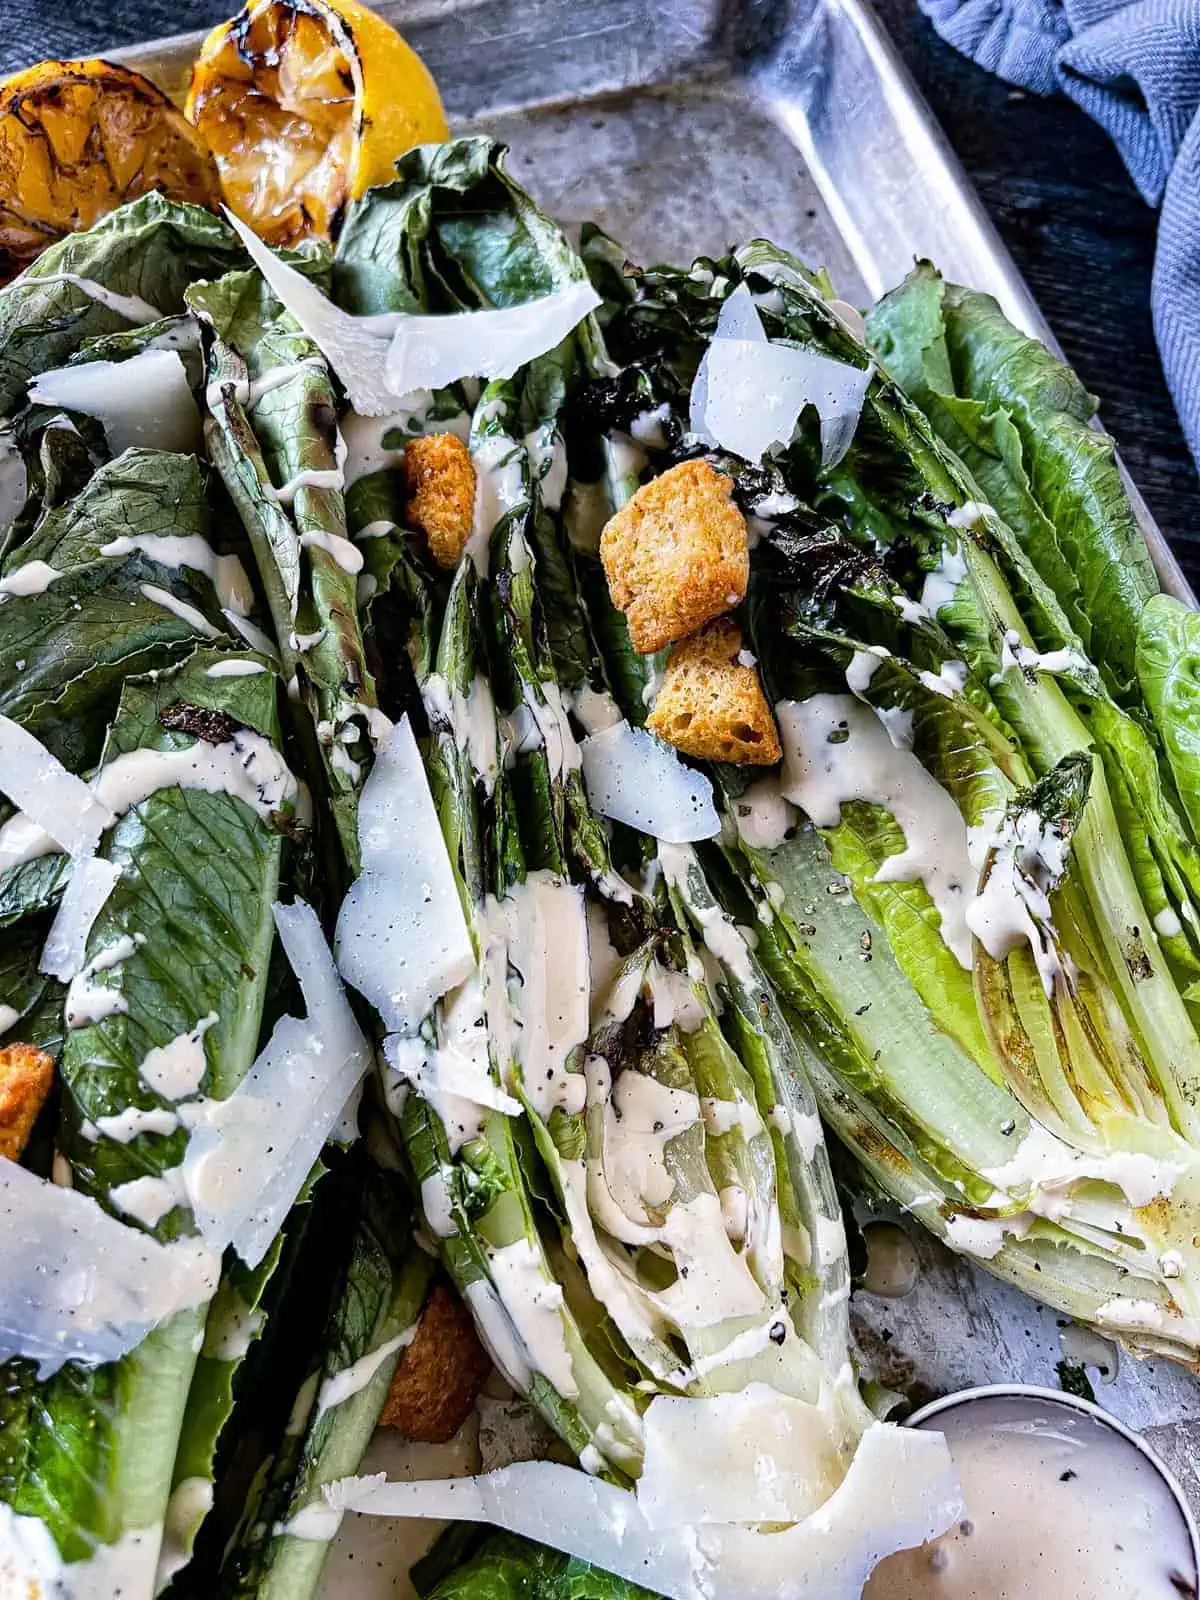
[116,0,1200,1543]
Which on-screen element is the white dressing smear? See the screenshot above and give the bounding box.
[865,1394,1195,1600]
[477,871,590,1120]
[0,729,298,869]
[776,694,975,968]
[0,560,62,597]
[314,1326,417,1422]
[99,533,255,617]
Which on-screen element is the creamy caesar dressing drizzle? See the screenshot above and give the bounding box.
[0,1004,18,1037]
[701,1093,767,1141]
[206,354,328,411]
[463,1276,534,1392]
[202,1290,265,1360]
[647,954,709,1033]
[0,560,62,597]
[865,1399,1197,1599]
[845,645,889,695]
[920,540,968,617]
[314,1325,418,1421]
[420,1166,457,1238]
[568,685,623,736]
[524,423,568,510]
[298,528,364,574]
[584,1057,767,1330]
[423,671,500,795]
[601,1063,703,1212]
[733,773,797,851]
[523,680,583,780]
[992,628,1090,682]
[100,533,255,615]
[478,874,589,1120]
[777,694,976,968]
[484,1237,579,1398]
[205,658,266,677]
[140,582,222,639]
[386,975,519,1157]
[87,1104,180,1144]
[0,731,296,878]
[156,1477,214,1590]
[268,431,348,506]
[138,1013,218,1100]
[658,843,758,988]
[64,934,140,1028]
[965,805,1069,992]
[467,433,527,576]
[341,407,414,486]
[31,272,164,324]
[629,402,673,447]
[919,660,970,699]
[111,1164,187,1226]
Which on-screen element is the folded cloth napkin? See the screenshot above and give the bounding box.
[919,0,1200,467]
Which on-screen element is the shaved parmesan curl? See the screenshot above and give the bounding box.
[225,209,600,417]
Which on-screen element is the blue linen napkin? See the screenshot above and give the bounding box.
[918,0,1200,468]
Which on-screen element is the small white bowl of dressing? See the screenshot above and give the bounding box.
[863,1384,1199,1599]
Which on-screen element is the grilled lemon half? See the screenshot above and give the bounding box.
[0,58,221,282]
[186,0,448,246]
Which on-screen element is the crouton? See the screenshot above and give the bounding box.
[647,618,781,766]
[599,459,749,654]
[0,1042,54,1161]
[380,1281,492,1443]
[403,433,476,569]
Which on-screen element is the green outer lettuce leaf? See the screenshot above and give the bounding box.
[190,266,380,877]
[416,1529,661,1600]
[866,262,1157,701]
[1137,594,1200,846]
[334,137,587,316]
[0,195,241,416]
[2,645,287,1571]
[223,1161,434,1600]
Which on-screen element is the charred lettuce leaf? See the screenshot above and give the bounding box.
[0,195,241,417]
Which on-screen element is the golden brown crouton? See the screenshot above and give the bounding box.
[599,460,749,654]
[647,618,781,766]
[0,1042,54,1161]
[380,1281,492,1443]
[403,433,476,569]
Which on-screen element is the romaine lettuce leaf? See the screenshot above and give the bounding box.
[866,263,1158,703]
[0,195,241,417]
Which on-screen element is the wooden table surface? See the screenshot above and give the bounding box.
[7,0,1199,587]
